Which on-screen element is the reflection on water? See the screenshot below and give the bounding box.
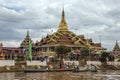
[0,70,120,80]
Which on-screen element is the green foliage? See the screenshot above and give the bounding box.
[81,47,90,57]
[99,52,109,62]
[15,56,26,62]
[55,45,71,56]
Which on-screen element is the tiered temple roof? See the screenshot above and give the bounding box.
[35,8,105,50]
[20,31,32,47]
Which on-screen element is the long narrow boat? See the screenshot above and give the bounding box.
[72,69,88,72]
[24,69,47,72]
[72,66,88,72]
[24,69,73,72]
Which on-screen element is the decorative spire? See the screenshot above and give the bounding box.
[113,40,120,51]
[27,30,29,37]
[0,42,4,60]
[62,7,65,20]
[20,30,32,47]
[58,7,69,31]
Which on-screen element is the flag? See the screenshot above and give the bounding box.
[28,40,32,60]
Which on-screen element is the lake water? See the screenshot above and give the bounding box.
[0,70,120,80]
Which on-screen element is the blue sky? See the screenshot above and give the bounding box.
[0,0,120,51]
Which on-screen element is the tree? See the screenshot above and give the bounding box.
[55,45,71,68]
[80,47,92,59]
[81,48,89,56]
[99,52,109,65]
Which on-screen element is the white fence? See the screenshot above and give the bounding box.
[87,61,120,65]
[0,60,15,67]
[26,60,47,66]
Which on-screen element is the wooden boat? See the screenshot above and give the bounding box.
[24,69,73,72]
[24,69,47,72]
[72,69,88,72]
[72,66,88,72]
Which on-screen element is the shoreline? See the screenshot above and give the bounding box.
[0,65,120,73]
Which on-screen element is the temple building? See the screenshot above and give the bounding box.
[3,47,25,60]
[34,8,106,55]
[1,31,32,60]
[1,8,106,60]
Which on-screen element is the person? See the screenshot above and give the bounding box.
[72,62,75,68]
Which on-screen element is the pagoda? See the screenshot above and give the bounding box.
[20,31,32,48]
[113,40,120,51]
[0,43,4,60]
[111,40,120,57]
[35,8,105,54]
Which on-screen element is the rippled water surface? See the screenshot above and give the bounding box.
[0,70,120,80]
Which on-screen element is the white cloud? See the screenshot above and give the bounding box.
[2,41,20,47]
[0,0,120,50]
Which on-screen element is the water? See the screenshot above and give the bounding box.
[0,70,120,80]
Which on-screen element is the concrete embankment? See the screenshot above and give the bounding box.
[87,61,120,70]
[0,60,120,72]
[0,60,47,72]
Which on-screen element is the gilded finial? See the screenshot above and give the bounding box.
[62,6,65,20]
[58,7,69,31]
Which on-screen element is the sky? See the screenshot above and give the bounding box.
[0,0,120,51]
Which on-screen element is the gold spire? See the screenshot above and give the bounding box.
[58,7,69,31]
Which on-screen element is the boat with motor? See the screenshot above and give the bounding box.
[89,64,97,72]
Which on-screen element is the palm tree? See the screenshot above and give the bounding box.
[55,45,71,69]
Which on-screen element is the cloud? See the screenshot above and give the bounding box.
[0,0,120,50]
